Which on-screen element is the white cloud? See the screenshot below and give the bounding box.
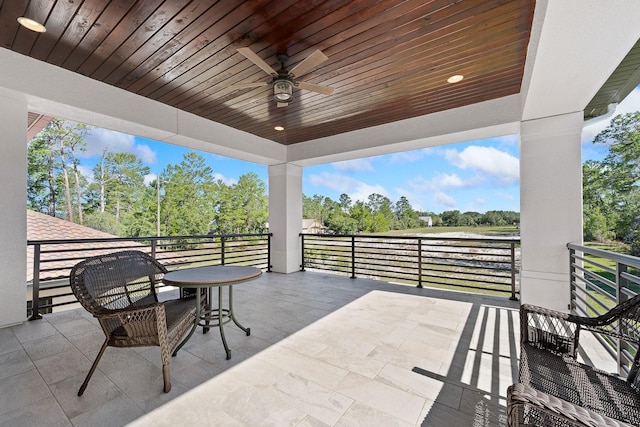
[332,159,374,172]
[433,192,456,208]
[411,173,482,192]
[80,128,158,164]
[144,173,157,186]
[76,165,94,183]
[135,144,157,164]
[213,173,237,186]
[309,172,388,202]
[445,146,519,184]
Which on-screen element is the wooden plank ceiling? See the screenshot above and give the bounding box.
[1,0,536,145]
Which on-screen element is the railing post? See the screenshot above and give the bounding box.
[267,233,272,272]
[509,242,518,300]
[29,244,42,320]
[151,238,157,258]
[350,236,356,279]
[220,236,226,265]
[300,234,305,271]
[616,262,628,375]
[569,247,576,310]
[417,239,423,288]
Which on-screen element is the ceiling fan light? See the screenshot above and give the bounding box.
[273,80,294,103]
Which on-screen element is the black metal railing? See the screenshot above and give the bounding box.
[300,233,520,299]
[27,233,272,319]
[568,242,640,376]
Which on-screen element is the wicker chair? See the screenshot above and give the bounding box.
[69,250,199,396]
[507,295,640,426]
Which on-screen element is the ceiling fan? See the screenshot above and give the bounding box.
[233,47,335,107]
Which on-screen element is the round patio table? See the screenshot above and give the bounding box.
[163,265,262,359]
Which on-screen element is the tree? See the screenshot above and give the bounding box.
[216,172,268,234]
[338,193,352,212]
[441,210,462,226]
[582,160,616,242]
[27,137,53,213]
[394,196,418,229]
[27,118,89,220]
[90,151,150,224]
[161,152,217,236]
[588,112,640,251]
[594,112,640,192]
[303,194,329,223]
[326,210,358,234]
[367,193,393,232]
[349,200,373,232]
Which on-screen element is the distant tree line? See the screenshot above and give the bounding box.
[583,112,640,255]
[302,193,519,234]
[28,118,268,237]
[29,118,520,239]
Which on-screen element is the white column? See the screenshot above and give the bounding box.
[268,163,302,273]
[519,111,583,311]
[0,93,27,327]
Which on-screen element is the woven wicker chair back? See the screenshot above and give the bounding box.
[70,251,167,315]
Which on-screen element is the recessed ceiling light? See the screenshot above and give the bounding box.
[274,126,285,131]
[17,17,46,33]
[447,74,464,83]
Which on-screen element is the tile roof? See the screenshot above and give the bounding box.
[27,210,137,282]
[27,209,117,241]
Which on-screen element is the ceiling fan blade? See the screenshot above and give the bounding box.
[289,49,328,78]
[277,102,288,108]
[229,82,269,90]
[237,47,277,76]
[297,81,335,95]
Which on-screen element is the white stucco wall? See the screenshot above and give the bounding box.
[519,112,584,310]
[268,164,303,273]
[0,93,27,327]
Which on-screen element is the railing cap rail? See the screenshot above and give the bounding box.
[28,232,272,246]
[567,242,640,269]
[299,232,520,244]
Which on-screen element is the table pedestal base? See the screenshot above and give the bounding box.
[200,286,250,359]
[173,284,250,360]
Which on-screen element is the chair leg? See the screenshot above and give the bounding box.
[162,364,171,393]
[78,339,109,396]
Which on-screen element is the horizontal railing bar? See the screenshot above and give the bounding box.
[568,242,640,269]
[419,278,513,294]
[619,271,640,286]
[572,254,616,276]
[28,233,272,318]
[568,242,640,378]
[302,233,519,296]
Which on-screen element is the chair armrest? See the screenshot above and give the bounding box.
[96,303,167,339]
[520,304,580,357]
[507,383,632,427]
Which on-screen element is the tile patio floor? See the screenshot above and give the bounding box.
[0,271,613,426]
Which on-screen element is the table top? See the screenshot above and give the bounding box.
[163,265,262,287]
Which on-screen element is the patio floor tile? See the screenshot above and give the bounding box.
[1,271,604,426]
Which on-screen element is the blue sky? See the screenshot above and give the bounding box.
[75,86,640,214]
